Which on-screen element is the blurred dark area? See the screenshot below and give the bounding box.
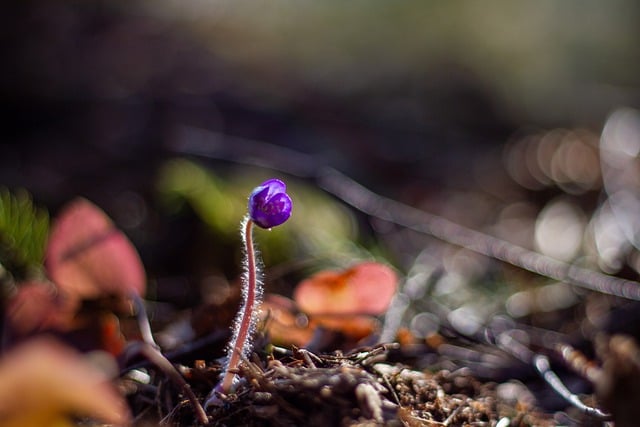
[1,2,513,202]
[1,1,640,282]
[3,2,638,193]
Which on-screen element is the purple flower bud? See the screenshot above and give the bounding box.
[248,179,292,229]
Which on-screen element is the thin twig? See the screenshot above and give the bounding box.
[122,329,229,373]
[132,293,160,350]
[556,342,603,385]
[497,332,611,421]
[121,342,209,425]
[295,348,320,368]
[318,167,640,301]
[533,354,611,420]
[442,405,461,426]
[384,376,401,407]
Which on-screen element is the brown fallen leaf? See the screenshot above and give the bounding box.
[263,263,397,347]
[262,294,315,347]
[0,337,130,427]
[294,262,397,316]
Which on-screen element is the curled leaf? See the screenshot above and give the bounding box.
[45,198,146,299]
[268,262,398,345]
[294,262,398,316]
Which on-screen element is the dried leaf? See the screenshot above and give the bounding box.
[262,294,314,347]
[267,263,397,345]
[0,337,130,427]
[45,198,145,299]
[310,314,379,341]
[263,294,379,345]
[294,262,397,316]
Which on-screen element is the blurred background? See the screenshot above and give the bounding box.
[3,1,639,194]
[2,1,640,326]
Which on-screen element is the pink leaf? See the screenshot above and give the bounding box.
[46,198,146,299]
[294,262,397,316]
[4,282,72,338]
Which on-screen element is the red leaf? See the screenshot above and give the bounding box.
[294,262,397,316]
[4,282,73,338]
[45,198,146,299]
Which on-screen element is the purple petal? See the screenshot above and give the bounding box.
[248,179,292,228]
[259,179,286,196]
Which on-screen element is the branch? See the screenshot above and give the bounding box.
[170,126,640,302]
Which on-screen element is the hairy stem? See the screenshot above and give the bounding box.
[220,216,259,394]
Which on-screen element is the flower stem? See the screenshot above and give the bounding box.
[208,216,260,405]
[206,177,291,408]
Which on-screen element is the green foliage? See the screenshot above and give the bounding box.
[156,159,368,269]
[0,188,49,283]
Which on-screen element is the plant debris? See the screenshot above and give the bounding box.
[145,343,555,426]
